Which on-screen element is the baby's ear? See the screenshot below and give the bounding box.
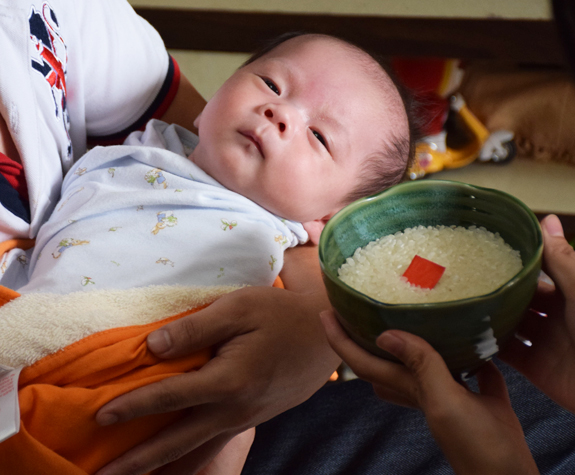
[302,215,331,246]
[193,112,202,130]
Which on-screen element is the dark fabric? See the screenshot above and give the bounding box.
[243,359,575,474]
[0,169,30,223]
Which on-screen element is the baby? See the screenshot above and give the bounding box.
[4,33,412,295]
[0,33,414,474]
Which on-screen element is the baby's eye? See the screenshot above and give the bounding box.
[312,130,328,149]
[263,78,280,95]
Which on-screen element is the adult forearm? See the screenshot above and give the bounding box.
[281,244,330,301]
[160,75,206,133]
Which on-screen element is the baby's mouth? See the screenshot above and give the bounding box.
[241,131,264,158]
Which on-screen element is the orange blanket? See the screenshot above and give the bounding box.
[0,278,283,474]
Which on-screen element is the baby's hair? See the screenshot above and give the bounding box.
[243,32,421,205]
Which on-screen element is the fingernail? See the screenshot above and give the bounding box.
[538,270,554,287]
[97,413,119,426]
[543,214,564,237]
[147,329,171,354]
[377,331,405,356]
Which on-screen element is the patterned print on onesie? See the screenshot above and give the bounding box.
[152,211,177,235]
[52,238,90,259]
[145,168,168,189]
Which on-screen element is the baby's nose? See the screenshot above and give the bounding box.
[265,109,286,132]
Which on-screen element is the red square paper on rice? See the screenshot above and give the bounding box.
[402,255,445,289]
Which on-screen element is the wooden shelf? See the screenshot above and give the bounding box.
[135,7,568,66]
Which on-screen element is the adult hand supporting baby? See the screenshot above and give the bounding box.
[95,245,339,475]
[499,214,575,413]
[320,311,540,475]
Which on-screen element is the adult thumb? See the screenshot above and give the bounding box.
[540,214,575,296]
[376,330,461,409]
[146,294,240,358]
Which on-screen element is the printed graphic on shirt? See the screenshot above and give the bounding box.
[17,255,29,267]
[156,257,175,267]
[52,238,89,259]
[269,255,277,271]
[29,2,72,159]
[0,253,29,275]
[57,187,84,211]
[221,219,237,231]
[274,234,288,246]
[152,211,177,235]
[145,169,168,189]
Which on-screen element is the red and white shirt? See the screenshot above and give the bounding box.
[0,0,179,240]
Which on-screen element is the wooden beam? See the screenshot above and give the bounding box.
[134,7,568,66]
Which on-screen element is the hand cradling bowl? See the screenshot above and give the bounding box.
[319,180,543,376]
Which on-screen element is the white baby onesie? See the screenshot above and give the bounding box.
[9,120,308,294]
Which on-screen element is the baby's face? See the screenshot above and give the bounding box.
[191,36,403,223]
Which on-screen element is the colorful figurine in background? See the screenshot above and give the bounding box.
[392,58,517,179]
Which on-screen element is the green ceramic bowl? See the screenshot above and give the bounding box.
[319,180,543,376]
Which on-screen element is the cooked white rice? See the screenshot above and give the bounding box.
[338,225,523,304]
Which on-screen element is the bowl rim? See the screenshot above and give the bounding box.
[319,179,543,309]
